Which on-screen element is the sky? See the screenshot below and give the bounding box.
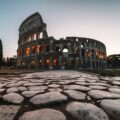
[0,0,120,57]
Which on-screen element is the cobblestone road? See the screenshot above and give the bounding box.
[0,70,120,120]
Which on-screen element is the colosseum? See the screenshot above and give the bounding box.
[17,12,107,70]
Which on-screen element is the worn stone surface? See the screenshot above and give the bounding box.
[89,85,107,90]
[19,108,66,120]
[30,92,68,105]
[63,90,86,100]
[1,70,120,120]
[28,86,47,91]
[66,102,109,120]
[108,88,120,94]
[22,90,44,98]
[64,85,91,91]
[48,88,62,92]
[2,93,24,104]
[88,90,120,99]
[0,88,5,93]
[48,84,60,88]
[0,105,20,120]
[7,87,19,93]
[100,99,120,120]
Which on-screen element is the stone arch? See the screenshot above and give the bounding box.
[62,48,68,53]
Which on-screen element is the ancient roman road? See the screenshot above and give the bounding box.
[0,70,120,120]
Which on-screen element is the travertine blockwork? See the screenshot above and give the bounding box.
[17,12,107,69]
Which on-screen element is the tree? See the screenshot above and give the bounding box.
[0,39,3,68]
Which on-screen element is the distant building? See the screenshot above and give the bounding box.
[108,54,120,68]
[0,39,3,68]
[17,12,107,69]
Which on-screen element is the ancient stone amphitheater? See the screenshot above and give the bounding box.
[17,12,107,70]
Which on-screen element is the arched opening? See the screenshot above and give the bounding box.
[53,58,58,65]
[25,47,30,56]
[63,48,68,53]
[82,49,85,58]
[46,58,50,65]
[92,62,95,69]
[81,44,84,48]
[27,36,31,43]
[76,48,79,54]
[34,33,36,40]
[39,59,42,67]
[76,38,79,42]
[46,45,50,52]
[40,32,43,39]
[31,45,35,54]
[71,59,75,68]
[31,34,34,41]
[87,61,91,68]
[37,45,41,54]
[56,47,61,52]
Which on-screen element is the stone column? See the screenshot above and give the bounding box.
[79,43,83,68]
[41,41,45,68]
[49,56,53,70]
[89,43,92,69]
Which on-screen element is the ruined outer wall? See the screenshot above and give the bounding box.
[54,37,107,69]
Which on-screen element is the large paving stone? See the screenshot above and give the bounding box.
[64,85,91,92]
[18,86,27,91]
[30,92,68,105]
[22,90,44,98]
[0,88,5,93]
[2,93,24,104]
[48,88,62,92]
[48,84,60,88]
[28,86,47,91]
[100,99,120,120]
[111,77,120,81]
[0,83,7,88]
[66,102,109,120]
[88,90,120,99]
[112,81,120,85]
[0,105,20,120]
[7,83,23,87]
[89,85,107,90]
[24,82,43,87]
[7,87,19,93]
[19,108,66,120]
[63,90,86,100]
[108,88,120,94]
[88,82,109,87]
[75,82,89,86]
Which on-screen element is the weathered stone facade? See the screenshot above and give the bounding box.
[17,12,107,69]
[108,54,120,68]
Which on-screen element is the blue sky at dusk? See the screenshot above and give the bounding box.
[0,0,120,57]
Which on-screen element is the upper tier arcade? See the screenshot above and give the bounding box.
[18,12,48,44]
